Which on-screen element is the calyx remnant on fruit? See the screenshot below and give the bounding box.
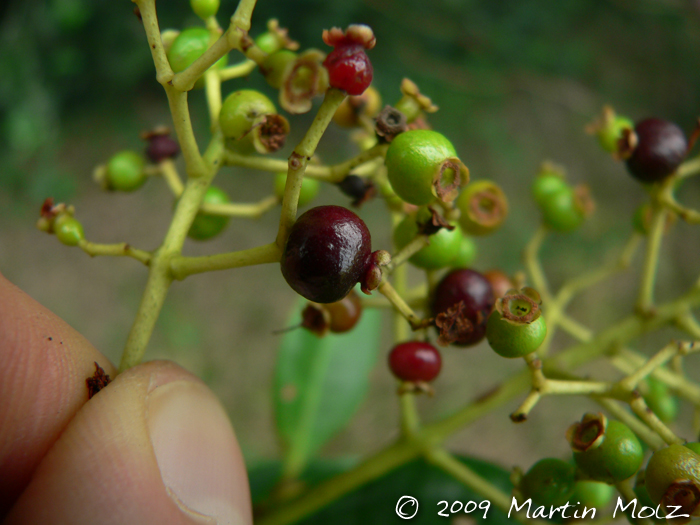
[567,412,607,452]
[497,287,542,325]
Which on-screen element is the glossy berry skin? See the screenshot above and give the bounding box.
[521,458,576,508]
[393,215,463,270]
[625,118,687,183]
[167,27,228,88]
[571,419,643,484]
[220,89,277,140]
[281,205,372,304]
[323,43,372,96]
[106,150,146,192]
[451,235,478,269]
[274,172,319,207]
[486,308,547,358]
[643,376,679,424]
[432,269,495,346]
[573,481,615,510]
[388,341,442,383]
[645,444,700,505]
[187,186,230,240]
[54,215,84,246]
[385,130,468,206]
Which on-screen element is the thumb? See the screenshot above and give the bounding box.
[6,360,252,525]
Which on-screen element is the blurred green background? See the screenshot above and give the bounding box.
[1,0,699,476]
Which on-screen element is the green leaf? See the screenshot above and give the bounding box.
[274,302,383,478]
[249,455,514,525]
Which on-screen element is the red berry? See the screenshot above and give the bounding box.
[323,44,373,96]
[625,118,687,183]
[388,341,442,383]
[281,205,377,303]
[432,269,495,346]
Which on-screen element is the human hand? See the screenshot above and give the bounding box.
[0,271,253,525]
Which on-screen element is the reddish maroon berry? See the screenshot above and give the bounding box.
[281,205,388,303]
[146,134,180,163]
[388,341,442,383]
[625,118,687,183]
[432,269,495,346]
[322,25,375,96]
[323,44,373,96]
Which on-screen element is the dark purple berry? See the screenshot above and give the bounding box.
[432,269,495,346]
[388,341,442,383]
[625,118,687,183]
[281,205,384,303]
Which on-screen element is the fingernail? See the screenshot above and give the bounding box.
[147,380,252,525]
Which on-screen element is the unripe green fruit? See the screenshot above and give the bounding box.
[645,444,700,505]
[54,214,84,246]
[255,31,281,54]
[486,308,546,358]
[190,0,219,19]
[573,480,615,509]
[219,89,277,140]
[569,416,643,484]
[598,114,633,153]
[521,458,577,508]
[274,173,320,207]
[188,186,230,240]
[532,172,568,207]
[105,150,146,192]
[539,185,585,233]
[451,234,478,268]
[393,215,463,270]
[643,376,678,424]
[486,289,546,358]
[262,49,297,89]
[456,179,508,236]
[385,130,468,206]
[167,27,228,88]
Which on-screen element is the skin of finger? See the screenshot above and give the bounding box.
[0,271,117,516]
[5,360,251,525]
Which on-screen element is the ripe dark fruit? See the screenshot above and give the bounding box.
[624,118,687,183]
[144,133,180,163]
[388,341,442,384]
[432,269,495,346]
[322,25,376,96]
[281,205,389,303]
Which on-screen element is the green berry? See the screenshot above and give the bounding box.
[219,89,277,140]
[105,150,146,192]
[539,185,585,233]
[450,234,478,268]
[255,31,281,54]
[486,288,546,358]
[261,49,297,89]
[521,458,577,508]
[385,130,469,206]
[532,171,568,207]
[54,214,84,246]
[632,471,666,524]
[188,186,230,240]
[573,480,615,510]
[598,115,633,153]
[643,377,678,424]
[456,179,508,236]
[568,414,644,484]
[393,214,463,270]
[190,0,219,19]
[274,173,320,207]
[167,27,228,88]
[645,444,700,506]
